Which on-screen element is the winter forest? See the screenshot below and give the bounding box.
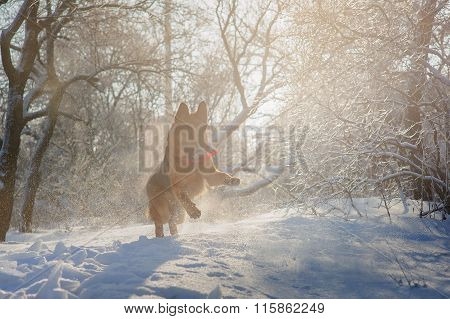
[0,0,449,299]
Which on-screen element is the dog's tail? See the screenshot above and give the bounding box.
[144,182,153,221]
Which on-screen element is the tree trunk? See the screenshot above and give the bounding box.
[0,87,25,241]
[19,90,63,233]
[0,0,40,241]
[405,0,437,201]
[163,0,173,118]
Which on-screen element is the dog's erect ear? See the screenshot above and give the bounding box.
[175,103,190,123]
[195,101,208,124]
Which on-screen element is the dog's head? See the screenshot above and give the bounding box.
[166,102,216,173]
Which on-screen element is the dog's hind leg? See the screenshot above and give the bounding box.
[149,204,165,238]
[168,222,178,236]
[155,223,164,238]
[168,200,180,236]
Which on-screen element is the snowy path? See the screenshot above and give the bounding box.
[0,208,449,298]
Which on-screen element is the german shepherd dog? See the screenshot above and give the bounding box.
[146,102,240,237]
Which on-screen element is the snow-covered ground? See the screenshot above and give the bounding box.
[0,202,449,299]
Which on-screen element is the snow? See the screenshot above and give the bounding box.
[0,201,448,299]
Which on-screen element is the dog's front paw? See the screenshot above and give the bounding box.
[224,176,240,186]
[187,206,201,219]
